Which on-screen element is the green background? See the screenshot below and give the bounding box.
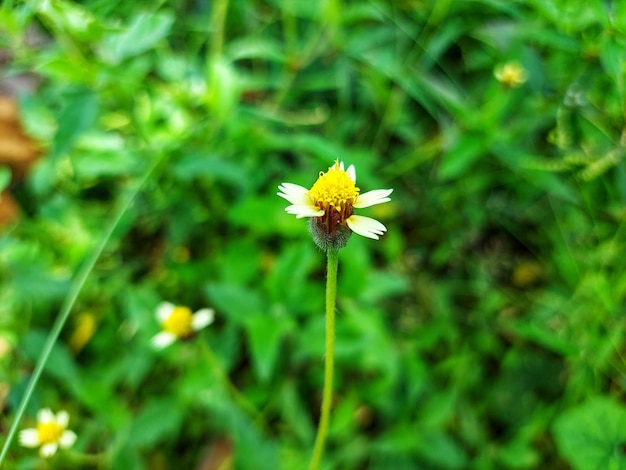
[1,0,626,468]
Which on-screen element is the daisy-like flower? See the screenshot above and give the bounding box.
[151,302,215,349]
[19,408,77,458]
[494,61,527,88]
[278,160,393,249]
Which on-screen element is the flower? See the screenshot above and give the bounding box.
[69,312,97,353]
[494,61,527,88]
[151,302,215,349]
[19,408,77,458]
[278,160,392,248]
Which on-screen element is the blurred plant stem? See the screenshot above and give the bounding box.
[309,248,339,470]
[199,341,265,427]
[281,0,297,62]
[0,153,167,466]
[209,0,229,62]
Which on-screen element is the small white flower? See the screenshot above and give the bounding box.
[278,160,393,240]
[19,408,77,458]
[151,302,215,349]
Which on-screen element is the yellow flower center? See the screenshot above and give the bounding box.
[37,422,64,445]
[163,306,193,338]
[308,161,359,214]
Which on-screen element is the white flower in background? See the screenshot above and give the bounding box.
[19,408,77,458]
[277,160,393,246]
[151,302,215,349]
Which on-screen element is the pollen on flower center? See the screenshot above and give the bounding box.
[163,306,193,338]
[308,161,359,213]
[37,422,64,445]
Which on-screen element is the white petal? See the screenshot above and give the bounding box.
[38,408,54,424]
[59,430,77,448]
[55,410,69,428]
[156,302,175,323]
[151,331,177,350]
[40,443,58,458]
[285,204,325,218]
[192,309,215,331]
[346,215,387,239]
[19,429,40,447]
[277,183,310,205]
[346,164,356,182]
[353,189,393,208]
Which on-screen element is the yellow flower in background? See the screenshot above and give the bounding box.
[151,302,215,349]
[19,408,77,458]
[494,62,527,87]
[69,312,97,354]
[278,160,392,249]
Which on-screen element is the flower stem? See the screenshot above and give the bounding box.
[308,248,339,470]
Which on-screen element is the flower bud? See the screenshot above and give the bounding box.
[309,216,352,251]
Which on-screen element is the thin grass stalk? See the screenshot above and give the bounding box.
[0,154,166,464]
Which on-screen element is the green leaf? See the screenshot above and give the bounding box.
[498,438,541,469]
[279,380,315,443]
[38,0,105,42]
[361,271,410,303]
[229,195,286,235]
[0,166,11,192]
[36,50,97,84]
[207,58,241,121]
[111,444,144,470]
[600,37,622,84]
[290,133,351,161]
[52,88,99,160]
[438,133,485,180]
[553,397,626,470]
[243,313,289,383]
[219,239,262,284]
[21,330,79,382]
[103,11,175,64]
[226,36,286,62]
[517,158,579,204]
[414,71,467,118]
[502,318,577,356]
[127,397,184,448]
[205,282,264,324]
[173,153,251,187]
[72,134,139,179]
[613,1,626,34]
[416,430,468,469]
[229,406,280,470]
[265,242,317,305]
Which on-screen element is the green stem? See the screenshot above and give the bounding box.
[308,248,339,470]
[0,154,166,465]
[209,0,229,63]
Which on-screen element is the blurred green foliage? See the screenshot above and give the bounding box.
[1,0,626,468]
